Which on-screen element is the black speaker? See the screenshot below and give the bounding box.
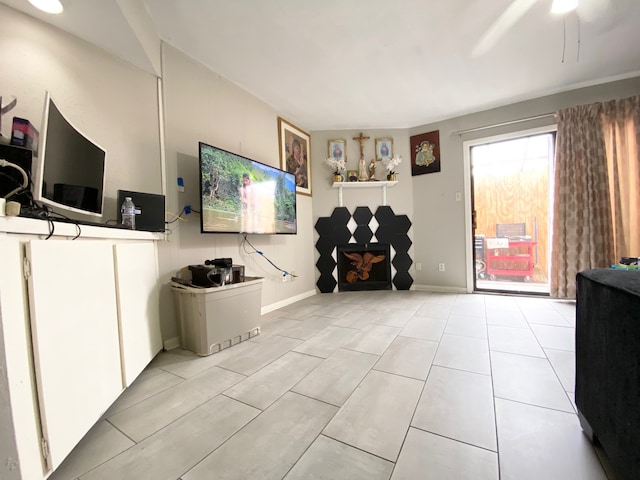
[204,257,233,268]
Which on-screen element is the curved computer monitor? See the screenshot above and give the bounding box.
[33,92,106,217]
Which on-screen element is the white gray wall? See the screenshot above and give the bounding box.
[158,44,317,342]
[408,76,640,290]
[310,129,415,289]
[310,77,640,292]
[0,4,162,221]
[310,129,413,219]
[3,2,640,340]
[0,5,317,345]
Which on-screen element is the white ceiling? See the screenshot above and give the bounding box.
[4,0,640,130]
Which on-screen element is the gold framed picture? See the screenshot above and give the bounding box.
[375,138,393,161]
[328,139,347,163]
[278,117,311,196]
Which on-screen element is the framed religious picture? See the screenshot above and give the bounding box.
[278,117,312,196]
[375,138,393,161]
[328,139,347,163]
[410,130,441,176]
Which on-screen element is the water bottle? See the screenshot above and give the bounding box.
[121,196,136,229]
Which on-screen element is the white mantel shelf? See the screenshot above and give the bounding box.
[332,180,398,207]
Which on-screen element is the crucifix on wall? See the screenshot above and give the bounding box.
[353,132,370,181]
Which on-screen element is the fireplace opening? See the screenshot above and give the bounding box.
[337,243,392,291]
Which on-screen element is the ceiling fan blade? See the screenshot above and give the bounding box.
[472,0,539,57]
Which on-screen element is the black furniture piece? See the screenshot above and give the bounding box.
[576,268,640,480]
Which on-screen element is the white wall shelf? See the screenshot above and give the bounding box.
[332,181,398,206]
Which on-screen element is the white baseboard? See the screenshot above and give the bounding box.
[411,284,468,294]
[262,289,317,314]
[163,336,180,351]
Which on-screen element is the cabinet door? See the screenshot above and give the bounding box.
[0,238,45,480]
[113,241,162,386]
[25,240,123,471]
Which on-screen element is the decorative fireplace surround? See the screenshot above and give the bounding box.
[315,206,413,292]
[337,243,392,291]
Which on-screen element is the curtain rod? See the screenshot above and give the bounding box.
[451,113,556,136]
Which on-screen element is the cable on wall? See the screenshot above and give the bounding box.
[240,233,297,279]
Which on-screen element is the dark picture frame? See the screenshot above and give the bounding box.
[410,130,441,176]
[278,117,311,196]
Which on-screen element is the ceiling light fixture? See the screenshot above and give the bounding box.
[27,0,64,14]
[551,0,578,14]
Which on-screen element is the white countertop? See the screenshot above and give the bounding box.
[0,216,164,240]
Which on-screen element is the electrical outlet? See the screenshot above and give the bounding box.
[438,263,445,272]
[281,273,287,283]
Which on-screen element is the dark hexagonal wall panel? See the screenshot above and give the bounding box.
[393,270,414,290]
[391,234,412,254]
[316,236,337,256]
[392,251,413,273]
[395,215,412,234]
[317,274,337,293]
[375,206,396,225]
[315,217,335,236]
[316,207,413,292]
[353,225,374,245]
[353,206,373,226]
[330,207,351,226]
[316,254,336,274]
[331,225,352,246]
[374,224,394,245]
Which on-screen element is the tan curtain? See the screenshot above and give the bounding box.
[551,96,640,298]
[603,96,640,260]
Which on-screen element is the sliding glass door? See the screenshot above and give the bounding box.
[466,128,555,295]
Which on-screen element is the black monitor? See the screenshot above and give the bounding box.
[33,91,106,217]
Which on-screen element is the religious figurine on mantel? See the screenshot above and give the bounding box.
[353,132,370,182]
[368,158,377,181]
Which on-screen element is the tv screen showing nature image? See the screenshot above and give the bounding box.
[199,142,297,234]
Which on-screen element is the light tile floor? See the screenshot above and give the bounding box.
[49,290,617,480]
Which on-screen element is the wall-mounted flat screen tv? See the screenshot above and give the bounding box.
[198,142,297,234]
[33,91,106,217]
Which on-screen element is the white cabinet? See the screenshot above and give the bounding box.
[114,242,163,386]
[26,240,124,471]
[0,220,163,478]
[0,238,44,480]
